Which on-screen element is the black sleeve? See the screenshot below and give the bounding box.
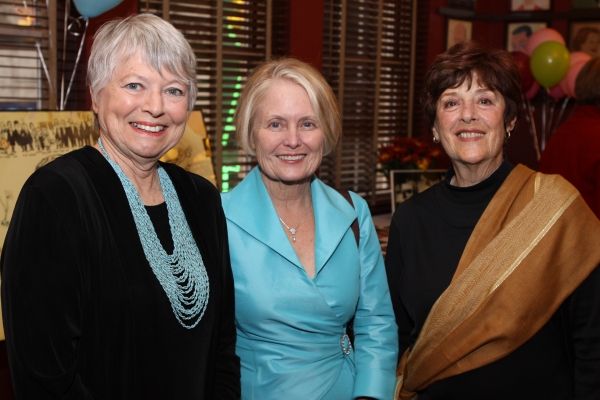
[1,184,96,399]
[211,202,241,399]
[569,263,600,400]
[384,216,414,360]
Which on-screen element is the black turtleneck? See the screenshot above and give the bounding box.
[384,159,583,399]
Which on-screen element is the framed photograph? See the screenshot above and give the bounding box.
[448,0,476,10]
[507,22,548,52]
[571,0,600,9]
[447,19,473,49]
[390,170,446,213]
[569,21,600,58]
[510,0,551,11]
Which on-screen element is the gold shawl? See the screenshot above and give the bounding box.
[395,164,600,400]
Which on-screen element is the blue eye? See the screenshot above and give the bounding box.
[270,122,280,128]
[167,88,184,96]
[126,83,141,90]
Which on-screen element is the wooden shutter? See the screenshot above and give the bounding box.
[322,0,415,209]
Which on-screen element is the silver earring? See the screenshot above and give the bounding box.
[505,130,511,140]
[433,136,440,143]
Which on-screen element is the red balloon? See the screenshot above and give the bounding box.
[548,85,566,101]
[525,81,540,100]
[526,28,566,56]
[565,60,588,99]
[511,51,535,93]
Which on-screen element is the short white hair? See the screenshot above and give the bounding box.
[87,13,197,111]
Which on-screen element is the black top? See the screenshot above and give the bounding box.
[385,159,600,399]
[1,146,240,399]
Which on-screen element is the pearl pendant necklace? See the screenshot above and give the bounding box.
[279,203,312,242]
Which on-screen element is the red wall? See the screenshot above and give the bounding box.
[289,0,324,71]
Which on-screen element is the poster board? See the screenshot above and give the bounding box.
[0,110,214,340]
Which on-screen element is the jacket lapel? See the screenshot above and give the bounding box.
[224,167,301,267]
[312,180,357,275]
[224,167,359,276]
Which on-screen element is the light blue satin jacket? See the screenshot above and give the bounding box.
[221,167,398,400]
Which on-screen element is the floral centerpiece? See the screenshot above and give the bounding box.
[378,137,442,179]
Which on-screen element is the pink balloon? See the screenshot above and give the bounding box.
[565,60,588,99]
[526,28,566,56]
[558,52,592,97]
[548,85,566,101]
[525,81,540,100]
[569,51,592,66]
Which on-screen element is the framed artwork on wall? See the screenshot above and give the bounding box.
[569,21,600,57]
[447,19,473,49]
[507,22,548,52]
[448,0,476,10]
[510,0,551,11]
[390,170,446,213]
[571,0,600,8]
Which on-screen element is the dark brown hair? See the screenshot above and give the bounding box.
[575,58,600,108]
[420,40,523,130]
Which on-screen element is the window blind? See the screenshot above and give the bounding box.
[0,0,88,111]
[322,0,415,209]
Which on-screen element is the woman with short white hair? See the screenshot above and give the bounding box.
[1,14,240,399]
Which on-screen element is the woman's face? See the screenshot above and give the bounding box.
[253,79,324,185]
[581,32,600,57]
[432,74,514,171]
[92,51,189,166]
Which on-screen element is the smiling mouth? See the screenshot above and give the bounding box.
[278,155,305,161]
[131,122,165,133]
[457,132,484,138]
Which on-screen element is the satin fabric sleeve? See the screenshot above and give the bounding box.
[211,197,241,399]
[569,263,600,399]
[1,184,96,399]
[350,193,399,400]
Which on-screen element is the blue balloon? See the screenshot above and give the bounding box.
[72,0,123,18]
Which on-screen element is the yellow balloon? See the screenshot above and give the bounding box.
[530,41,571,89]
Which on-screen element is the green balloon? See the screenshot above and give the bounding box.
[530,41,571,89]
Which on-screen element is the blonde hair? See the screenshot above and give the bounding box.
[234,58,341,156]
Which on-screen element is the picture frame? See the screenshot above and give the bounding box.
[390,169,446,213]
[510,0,551,11]
[448,0,476,10]
[506,22,548,52]
[447,19,473,49]
[569,21,600,58]
[571,0,600,9]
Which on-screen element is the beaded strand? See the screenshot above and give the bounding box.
[98,138,209,329]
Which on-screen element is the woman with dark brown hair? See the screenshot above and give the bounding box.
[385,41,600,399]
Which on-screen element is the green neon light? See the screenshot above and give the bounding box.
[221,11,246,193]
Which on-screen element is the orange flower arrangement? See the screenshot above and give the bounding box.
[378,137,442,178]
